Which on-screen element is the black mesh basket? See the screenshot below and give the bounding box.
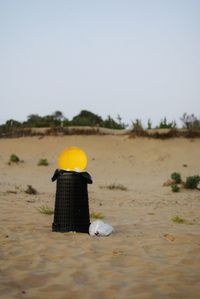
[51,169,92,233]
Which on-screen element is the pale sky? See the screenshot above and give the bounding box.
[0,0,199,127]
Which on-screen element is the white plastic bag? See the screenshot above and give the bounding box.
[89,220,114,236]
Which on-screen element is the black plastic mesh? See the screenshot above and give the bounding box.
[52,171,92,233]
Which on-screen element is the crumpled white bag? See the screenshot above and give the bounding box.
[89,220,114,236]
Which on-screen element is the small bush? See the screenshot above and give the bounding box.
[157,117,176,129]
[132,119,143,130]
[147,119,152,130]
[9,154,20,163]
[171,172,181,184]
[38,158,49,166]
[102,115,127,129]
[185,175,200,189]
[37,206,54,215]
[180,113,200,129]
[90,212,104,219]
[172,215,186,224]
[100,183,128,191]
[171,184,180,192]
[172,215,193,225]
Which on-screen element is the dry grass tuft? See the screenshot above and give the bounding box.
[37,206,54,215]
[25,185,38,195]
[90,212,105,219]
[100,183,128,191]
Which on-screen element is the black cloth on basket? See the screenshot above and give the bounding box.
[51,169,92,184]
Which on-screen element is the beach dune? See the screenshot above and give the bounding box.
[0,136,200,299]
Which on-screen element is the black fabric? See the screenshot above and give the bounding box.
[52,170,92,233]
[51,169,92,184]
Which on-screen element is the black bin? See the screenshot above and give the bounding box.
[51,169,92,233]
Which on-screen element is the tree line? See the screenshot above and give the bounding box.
[0,110,200,133]
[0,110,127,132]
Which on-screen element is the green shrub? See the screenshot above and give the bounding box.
[171,184,180,192]
[130,119,146,136]
[172,215,186,224]
[147,119,152,129]
[9,154,20,163]
[157,117,176,129]
[185,175,200,189]
[132,119,143,130]
[171,172,181,184]
[172,215,193,225]
[102,115,127,129]
[38,158,49,166]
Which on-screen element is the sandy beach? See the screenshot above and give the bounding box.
[0,135,200,299]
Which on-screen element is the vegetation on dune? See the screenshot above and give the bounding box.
[165,172,200,192]
[0,109,127,134]
[170,172,181,184]
[71,110,127,129]
[1,111,200,138]
[102,115,127,129]
[132,119,143,130]
[171,215,190,224]
[180,113,200,129]
[147,118,152,130]
[38,158,49,166]
[130,113,200,138]
[9,154,20,163]
[70,110,103,127]
[157,117,177,129]
[23,111,66,128]
[185,175,200,189]
[171,184,180,192]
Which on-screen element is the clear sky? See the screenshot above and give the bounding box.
[0,0,199,127]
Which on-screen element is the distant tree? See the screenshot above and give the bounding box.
[5,119,22,128]
[0,119,22,136]
[0,110,127,132]
[147,118,152,130]
[43,115,60,127]
[52,111,64,121]
[62,118,70,126]
[24,114,42,127]
[180,113,200,129]
[24,113,60,127]
[71,110,103,126]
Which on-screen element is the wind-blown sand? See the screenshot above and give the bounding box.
[0,136,200,299]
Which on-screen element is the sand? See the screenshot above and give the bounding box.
[0,135,200,299]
